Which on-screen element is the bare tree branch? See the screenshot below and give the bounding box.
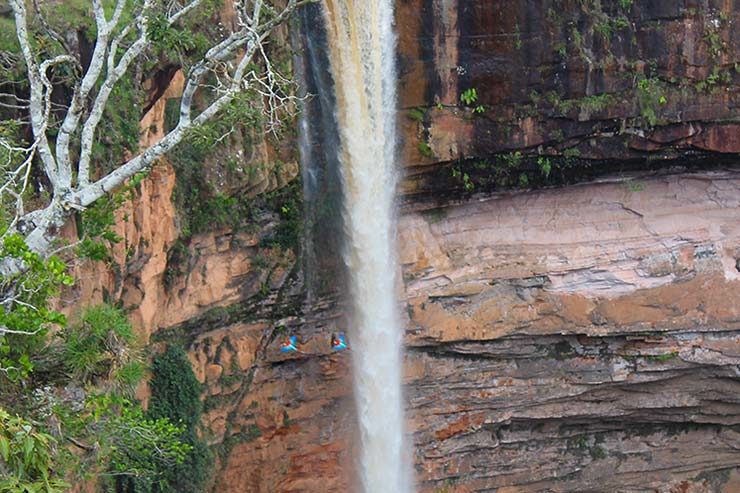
[56,0,130,186]
[3,0,317,271]
[9,0,59,185]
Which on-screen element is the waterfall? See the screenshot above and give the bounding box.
[320,1,412,491]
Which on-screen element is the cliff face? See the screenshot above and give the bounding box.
[71,1,740,492]
[396,0,739,199]
[187,171,740,493]
[400,171,740,491]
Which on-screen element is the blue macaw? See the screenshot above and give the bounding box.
[332,333,348,351]
[280,335,298,353]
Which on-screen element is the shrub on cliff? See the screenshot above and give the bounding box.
[1,301,194,491]
[142,345,212,493]
[62,304,145,388]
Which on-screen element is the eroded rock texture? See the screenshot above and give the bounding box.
[400,171,740,492]
[184,171,740,492]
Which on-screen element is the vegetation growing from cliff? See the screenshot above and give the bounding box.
[635,76,667,127]
[61,304,145,387]
[448,150,586,193]
[140,345,213,493]
[0,234,72,380]
[1,302,193,491]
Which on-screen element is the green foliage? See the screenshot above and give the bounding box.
[58,392,193,491]
[546,92,613,116]
[163,240,192,288]
[61,304,141,387]
[537,157,552,178]
[570,26,584,53]
[37,0,96,36]
[612,16,630,30]
[148,15,201,56]
[590,445,607,460]
[148,346,201,429]
[190,193,243,233]
[77,171,147,261]
[579,93,613,113]
[446,148,593,194]
[143,346,213,493]
[0,409,69,493]
[459,87,485,113]
[636,76,667,127]
[37,312,192,489]
[0,121,29,225]
[0,235,72,381]
[703,22,724,59]
[501,151,522,168]
[167,91,272,239]
[187,90,265,146]
[91,76,143,175]
[9,1,146,176]
[417,140,434,158]
[0,17,20,54]
[213,423,261,465]
[260,179,303,252]
[563,148,581,159]
[595,16,630,39]
[105,404,192,481]
[460,88,478,106]
[147,0,224,68]
[406,108,426,122]
[645,351,678,362]
[619,0,633,10]
[450,166,474,192]
[513,24,522,50]
[694,66,732,93]
[77,197,123,262]
[168,141,226,238]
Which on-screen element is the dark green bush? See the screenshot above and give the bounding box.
[142,346,213,493]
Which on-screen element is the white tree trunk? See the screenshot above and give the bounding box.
[1,0,316,279]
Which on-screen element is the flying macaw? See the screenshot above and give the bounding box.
[332,332,348,351]
[280,335,298,353]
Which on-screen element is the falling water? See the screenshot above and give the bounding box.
[321,1,412,491]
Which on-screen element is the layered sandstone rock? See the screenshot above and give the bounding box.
[400,171,740,492]
[188,170,740,492]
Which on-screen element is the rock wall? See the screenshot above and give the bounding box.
[182,170,740,493]
[396,0,739,199]
[67,1,740,491]
[400,171,740,492]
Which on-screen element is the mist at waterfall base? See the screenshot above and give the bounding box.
[296,1,413,492]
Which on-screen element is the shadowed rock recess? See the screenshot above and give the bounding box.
[72,1,740,492]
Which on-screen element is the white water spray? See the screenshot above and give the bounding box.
[321,1,412,491]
